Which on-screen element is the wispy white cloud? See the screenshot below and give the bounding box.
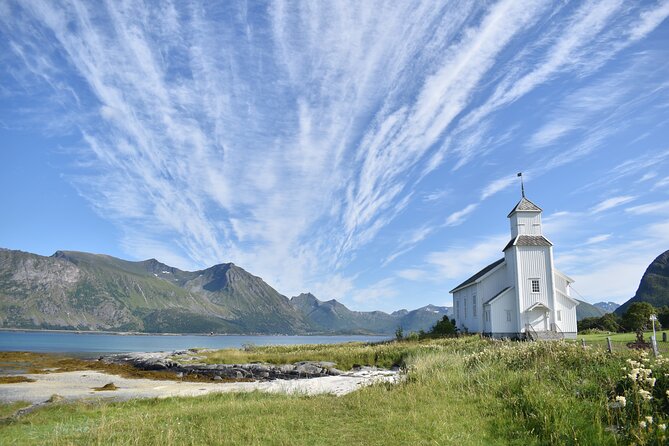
[425,235,507,281]
[584,234,612,245]
[445,204,478,227]
[1,0,667,311]
[626,200,669,215]
[591,195,636,214]
[481,175,519,200]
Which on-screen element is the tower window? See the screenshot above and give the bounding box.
[531,279,540,293]
[472,293,477,317]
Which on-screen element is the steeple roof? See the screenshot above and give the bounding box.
[507,197,542,218]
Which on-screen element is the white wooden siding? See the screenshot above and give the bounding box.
[510,212,542,237]
[489,290,516,334]
[555,291,577,334]
[517,247,552,311]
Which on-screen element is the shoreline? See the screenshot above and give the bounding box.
[0,328,390,337]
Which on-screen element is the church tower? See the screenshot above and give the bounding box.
[503,196,557,335]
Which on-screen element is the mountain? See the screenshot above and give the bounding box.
[594,302,620,313]
[0,248,448,335]
[575,299,607,320]
[289,293,451,334]
[615,249,669,315]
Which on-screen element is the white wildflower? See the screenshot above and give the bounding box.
[645,416,653,424]
[659,424,666,431]
[646,377,656,387]
[640,421,647,429]
[639,389,653,400]
[615,395,627,407]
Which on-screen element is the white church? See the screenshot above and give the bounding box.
[450,194,578,340]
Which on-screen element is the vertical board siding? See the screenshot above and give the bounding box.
[556,291,577,333]
[490,291,516,334]
[518,247,550,310]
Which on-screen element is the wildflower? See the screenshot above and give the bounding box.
[646,377,656,387]
[640,421,647,429]
[666,390,669,398]
[639,389,653,400]
[659,424,666,431]
[645,416,653,424]
[615,395,627,407]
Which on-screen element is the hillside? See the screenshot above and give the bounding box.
[615,249,669,315]
[575,299,607,320]
[0,248,448,335]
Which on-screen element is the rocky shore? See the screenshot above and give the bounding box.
[102,349,383,381]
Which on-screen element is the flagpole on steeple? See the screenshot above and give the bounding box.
[517,172,525,198]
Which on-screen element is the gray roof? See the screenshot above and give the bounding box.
[507,197,542,217]
[449,258,505,293]
[503,235,552,251]
[484,286,512,305]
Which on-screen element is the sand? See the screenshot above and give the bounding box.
[0,368,399,404]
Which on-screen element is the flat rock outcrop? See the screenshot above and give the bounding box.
[102,350,349,381]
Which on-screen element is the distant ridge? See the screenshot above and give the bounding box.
[615,249,669,315]
[0,248,449,335]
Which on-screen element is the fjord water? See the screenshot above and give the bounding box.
[0,331,388,355]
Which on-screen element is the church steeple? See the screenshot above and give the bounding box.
[507,196,543,238]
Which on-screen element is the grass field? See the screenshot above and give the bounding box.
[577,330,669,355]
[1,337,667,445]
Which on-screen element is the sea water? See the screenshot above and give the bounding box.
[0,331,389,355]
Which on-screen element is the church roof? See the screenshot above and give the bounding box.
[484,286,512,305]
[503,235,553,251]
[449,258,505,293]
[507,197,542,217]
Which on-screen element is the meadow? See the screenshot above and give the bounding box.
[1,336,668,445]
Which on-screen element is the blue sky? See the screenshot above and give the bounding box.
[1,1,668,313]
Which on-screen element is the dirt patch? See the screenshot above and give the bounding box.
[92,382,118,391]
[0,375,35,384]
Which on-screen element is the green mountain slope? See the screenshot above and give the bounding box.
[575,299,607,321]
[615,249,669,315]
[0,248,449,335]
[0,249,308,334]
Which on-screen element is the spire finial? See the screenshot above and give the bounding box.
[517,172,525,198]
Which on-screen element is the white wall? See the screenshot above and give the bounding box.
[555,290,577,334]
[489,290,517,335]
[510,212,542,237]
[453,284,481,333]
[517,247,553,312]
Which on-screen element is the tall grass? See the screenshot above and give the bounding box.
[2,337,663,445]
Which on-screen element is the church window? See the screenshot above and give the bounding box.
[472,294,477,317]
[464,298,467,318]
[505,310,511,321]
[456,300,460,319]
[531,279,540,293]
[557,310,562,321]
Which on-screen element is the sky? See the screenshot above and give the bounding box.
[1,1,668,313]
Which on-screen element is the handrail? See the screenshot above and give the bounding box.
[525,323,538,341]
[551,323,563,334]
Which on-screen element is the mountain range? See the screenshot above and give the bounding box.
[0,248,450,335]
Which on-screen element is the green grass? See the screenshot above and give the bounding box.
[0,337,653,445]
[196,340,440,370]
[577,331,669,354]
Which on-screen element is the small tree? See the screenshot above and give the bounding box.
[394,326,404,341]
[622,302,658,333]
[426,315,456,338]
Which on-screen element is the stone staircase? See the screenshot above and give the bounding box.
[525,323,564,341]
